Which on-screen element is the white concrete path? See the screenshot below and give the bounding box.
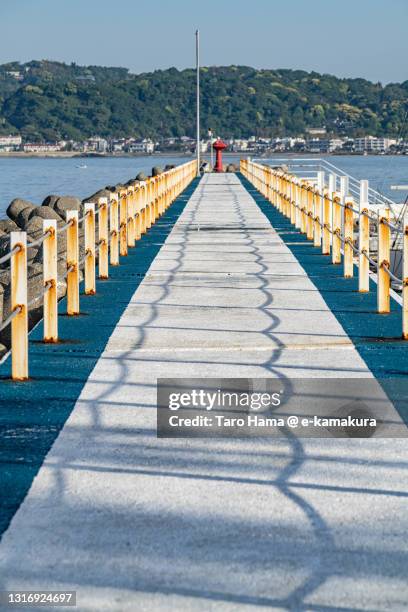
[0,174,407,611]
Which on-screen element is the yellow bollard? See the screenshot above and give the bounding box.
[343,197,354,278]
[145,180,152,229]
[10,231,28,380]
[377,208,391,313]
[300,184,307,234]
[150,177,155,223]
[306,186,314,240]
[267,168,272,203]
[322,190,331,256]
[313,188,322,247]
[84,202,96,295]
[290,179,296,225]
[66,210,79,315]
[109,194,119,266]
[134,187,142,240]
[332,193,342,265]
[160,176,165,214]
[127,186,135,248]
[140,182,147,234]
[275,174,281,212]
[358,183,370,292]
[295,182,301,229]
[154,178,159,220]
[43,219,58,343]
[285,175,291,217]
[98,197,109,278]
[148,180,154,229]
[164,176,170,211]
[119,189,128,256]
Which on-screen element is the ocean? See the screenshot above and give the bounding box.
[0,154,406,218]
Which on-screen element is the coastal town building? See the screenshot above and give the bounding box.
[112,140,127,152]
[127,139,155,154]
[306,138,344,153]
[0,133,404,156]
[354,136,397,152]
[231,139,249,151]
[84,137,108,153]
[23,143,61,153]
[199,140,208,153]
[5,70,23,81]
[306,127,327,136]
[0,135,22,151]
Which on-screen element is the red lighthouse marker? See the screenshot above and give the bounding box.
[212,138,227,172]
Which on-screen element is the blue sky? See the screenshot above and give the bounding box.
[0,0,407,83]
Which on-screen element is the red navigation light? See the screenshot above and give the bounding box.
[212,138,227,172]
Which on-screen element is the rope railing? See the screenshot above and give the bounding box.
[254,156,400,214]
[27,230,53,248]
[0,306,22,333]
[0,160,197,380]
[241,158,408,340]
[0,244,21,266]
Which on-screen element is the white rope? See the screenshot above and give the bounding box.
[0,306,21,332]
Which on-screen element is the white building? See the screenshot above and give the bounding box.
[0,135,22,151]
[23,143,61,153]
[6,71,23,81]
[354,136,396,153]
[231,140,249,152]
[272,137,305,150]
[128,139,155,154]
[306,127,327,136]
[84,137,108,153]
[306,138,344,153]
[328,138,344,152]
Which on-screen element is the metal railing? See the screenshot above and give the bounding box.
[241,158,408,339]
[0,160,197,380]
[253,157,402,217]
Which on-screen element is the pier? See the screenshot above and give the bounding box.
[0,165,408,610]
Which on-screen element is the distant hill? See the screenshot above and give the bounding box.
[0,60,407,141]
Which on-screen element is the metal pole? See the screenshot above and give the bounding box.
[196,29,200,177]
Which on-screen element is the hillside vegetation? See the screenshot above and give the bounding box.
[0,60,407,140]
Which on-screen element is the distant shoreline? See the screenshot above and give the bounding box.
[0,151,404,159]
[0,151,192,159]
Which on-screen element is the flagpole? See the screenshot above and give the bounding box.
[196,29,200,176]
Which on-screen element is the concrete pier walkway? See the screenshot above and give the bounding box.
[0,174,407,611]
